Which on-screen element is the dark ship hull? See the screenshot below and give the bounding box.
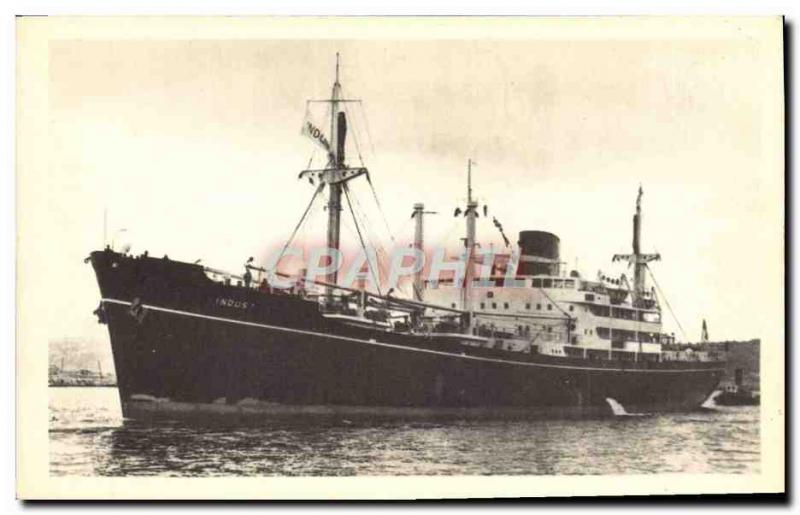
[89,249,725,421]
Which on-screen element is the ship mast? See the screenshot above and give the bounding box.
[613,186,660,307]
[326,55,344,292]
[297,54,369,302]
[411,203,437,301]
[462,159,478,313]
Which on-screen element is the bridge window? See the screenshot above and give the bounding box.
[491,302,497,309]
[525,303,531,310]
[532,278,542,288]
[542,279,553,288]
[536,303,542,310]
[585,293,595,302]
[568,305,574,312]
[480,302,485,310]
[487,291,494,298]
[565,279,575,288]
[547,304,552,311]
[503,302,509,310]
[596,327,610,339]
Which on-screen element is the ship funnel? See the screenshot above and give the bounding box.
[517,230,560,276]
[336,111,347,166]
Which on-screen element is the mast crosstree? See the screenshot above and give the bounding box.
[298,54,370,301]
[612,186,661,307]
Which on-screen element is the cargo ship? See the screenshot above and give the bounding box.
[88,56,725,421]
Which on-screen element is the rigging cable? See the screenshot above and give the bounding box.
[356,100,376,156]
[535,287,573,322]
[340,91,394,292]
[364,173,395,243]
[341,93,395,243]
[347,186,396,288]
[274,182,325,270]
[356,193,393,272]
[348,185,384,249]
[343,183,383,297]
[431,216,464,251]
[646,264,688,341]
[345,190,384,259]
[342,97,365,167]
[305,152,315,173]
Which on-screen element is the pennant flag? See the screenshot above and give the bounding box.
[301,115,332,155]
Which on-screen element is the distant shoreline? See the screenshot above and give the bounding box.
[48,383,117,388]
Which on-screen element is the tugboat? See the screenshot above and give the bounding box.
[715,383,760,406]
[711,321,759,406]
[88,56,725,421]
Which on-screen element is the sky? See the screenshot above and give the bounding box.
[31,22,783,352]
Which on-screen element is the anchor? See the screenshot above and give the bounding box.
[129,297,147,324]
[93,302,107,325]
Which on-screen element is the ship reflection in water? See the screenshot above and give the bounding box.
[50,387,759,476]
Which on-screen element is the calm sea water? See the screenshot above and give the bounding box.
[49,387,760,476]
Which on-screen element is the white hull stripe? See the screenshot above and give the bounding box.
[102,298,724,374]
